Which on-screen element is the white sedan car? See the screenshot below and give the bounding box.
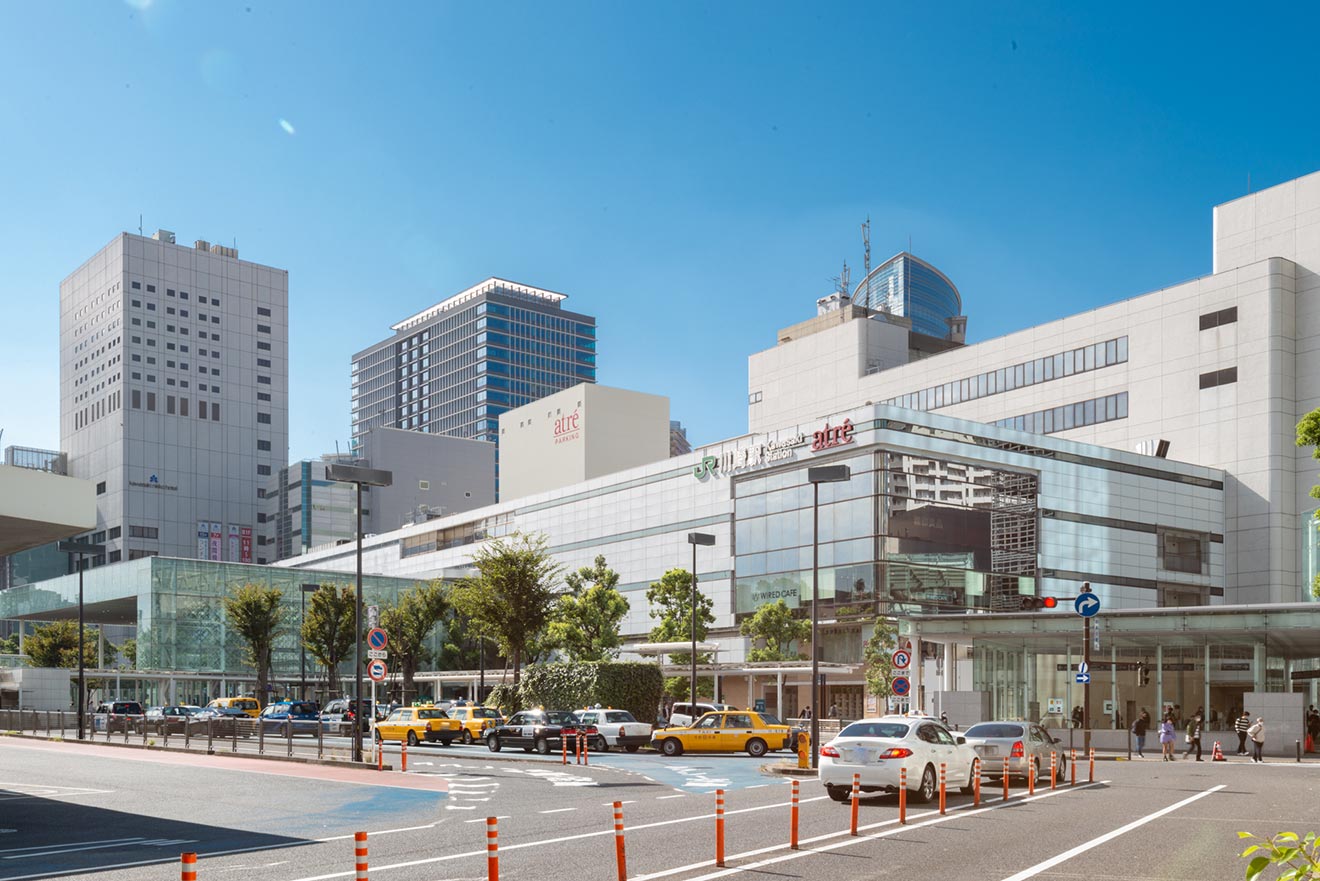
[819,716,980,803]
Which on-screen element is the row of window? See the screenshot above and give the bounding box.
[128,390,221,421]
[884,337,1128,413]
[991,392,1129,435]
[1199,367,1238,389]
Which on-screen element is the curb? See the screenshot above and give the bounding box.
[1,732,388,770]
[760,762,817,778]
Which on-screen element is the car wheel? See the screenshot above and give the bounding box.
[461,729,473,745]
[960,760,979,795]
[625,745,640,753]
[660,738,683,757]
[373,728,382,742]
[487,735,502,753]
[535,738,551,755]
[1031,758,1042,781]
[827,785,850,803]
[1058,756,1067,778]
[914,764,937,804]
[406,730,419,747]
[593,735,609,752]
[745,738,768,758]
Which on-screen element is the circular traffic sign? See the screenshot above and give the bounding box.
[367,628,388,650]
[891,676,911,697]
[1074,592,1101,618]
[367,658,388,682]
[892,649,911,670]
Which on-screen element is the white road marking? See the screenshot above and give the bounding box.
[745,784,767,789]
[4,838,197,860]
[463,816,510,823]
[539,808,576,814]
[995,784,1227,881]
[445,805,477,811]
[0,838,142,855]
[601,800,637,806]
[656,795,686,800]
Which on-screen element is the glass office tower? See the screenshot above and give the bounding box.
[852,252,963,339]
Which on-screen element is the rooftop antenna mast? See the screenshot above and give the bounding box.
[862,216,871,281]
[838,259,850,296]
[138,214,143,236]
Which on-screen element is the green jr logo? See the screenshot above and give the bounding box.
[693,455,718,479]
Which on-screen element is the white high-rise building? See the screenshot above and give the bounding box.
[60,229,288,564]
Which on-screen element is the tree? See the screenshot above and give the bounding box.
[450,532,563,684]
[739,600,810,662]
[117,637,137,669]
[301,584,357,690]
[23,620,98,668]
[862,617,899,704]
[223,583,284,705]
[646,568,715,667]
[1297,408,1320,597]
[548,555,630,662]
[379,581,448,704]
[0,633,19,655]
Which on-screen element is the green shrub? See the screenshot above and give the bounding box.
[1239,831,1320,880]
[485,683,523,715]
[517,661,664,723]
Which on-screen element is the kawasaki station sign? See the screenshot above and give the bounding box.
[692,418,857,480]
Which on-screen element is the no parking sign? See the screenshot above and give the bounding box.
[891,676,911,697]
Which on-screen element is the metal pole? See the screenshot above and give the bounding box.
[1083,616,1092,753]
[77,552,85,741]
[300,588,307,702]
[690,541,698,712]
[811,482,820,769]
[353,481,364,764]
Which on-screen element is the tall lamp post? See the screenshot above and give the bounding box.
[807,464,851,769]
[299,583,319,701]
[57,539,104,741]
[686,533,716,711]
[324,463,392,764]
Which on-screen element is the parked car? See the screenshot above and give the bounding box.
[185,706,253,738]
[93,700,144,733]
[961,721,1068,782]
[205,696,262,718]
[136,705,199,734]
[650,710,792,757]
[258,701,322,736]
[666,702,736,728]
[486,709,592,754]
[818,716,980,804]
[375,705,464,746]
[574,708,651,752]
[320,698,383,734]
[448,705,504,744]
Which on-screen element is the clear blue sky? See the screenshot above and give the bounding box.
[3,2,1319,460]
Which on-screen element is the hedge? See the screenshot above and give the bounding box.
[515,661,664,723]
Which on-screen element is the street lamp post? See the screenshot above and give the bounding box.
[686,533,716,711]
[324,463,392,764]
[806,464,851,769]
[300,584,319,701]
[57,539,104,741]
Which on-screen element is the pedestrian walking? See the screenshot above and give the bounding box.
[1159,715,1176,761]
[1234,710,1251,755]
[1306,706,1319,753]
[1248,717,1265,763]
[1183,712,1204,761]
[1132,708,1150,757]
[1071,706,1083,729]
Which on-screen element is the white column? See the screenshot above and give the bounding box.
[1156,644,1164,718]
[1204,644,1212,722]
[912,636,923,713]
[1111,644,1118,728]
[776,671,784,716]
[1253,643,1267,693]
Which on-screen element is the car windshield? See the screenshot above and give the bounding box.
[758,713,783,725]
[546,711,576,725]
[838,722,911,739]
[965,723,1026,739]
[416,709,449,719]
[605,712,636,723]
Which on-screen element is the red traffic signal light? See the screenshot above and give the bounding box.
[1020,596,1058,611]
[1042,597,1057,608]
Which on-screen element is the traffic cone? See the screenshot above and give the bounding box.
[1212,740,1226,762]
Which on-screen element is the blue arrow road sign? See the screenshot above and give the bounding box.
[1074,592,1101,617]
[891,676,911,697]
[1076,673,1091,684]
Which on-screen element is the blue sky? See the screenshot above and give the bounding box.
[3,2,1319,459]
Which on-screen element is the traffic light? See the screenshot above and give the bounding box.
[1019,596,1058,611]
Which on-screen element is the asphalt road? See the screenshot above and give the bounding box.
[3,736,1318,881]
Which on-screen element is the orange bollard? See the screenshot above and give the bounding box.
[486,817,499,881]
[789,779,799,850]
[1002,757,1010,801]
[613,801,627,881]
[973,759,981,806]
[938,763,947,815]
[583,733,589,767]
[1050,751,1056,790]
[1071,749,1077,786]
[401,740,407,773]
[898,767,907,824]
[715,789,726,867]
[1088,747,1095,783]
[562,733,568,765]
[181,852,197,881]
[576,732,583,765]
[850,772,860,835]
[354,831,368,881]
[377,743,383,772]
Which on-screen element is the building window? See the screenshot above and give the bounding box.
[211,402,219,421]
[1199,366,1237,389]
[258,439,271,451]
[258,392,271,401]
[180,397,189,417]
[128,525,159,539]
[258,341,271,351]
[108,526,121,539]
[257,512,267,523]
[257,324,271,334]
[131,389,141,409]
[257,306,271,317]
[198,399,207,419]
[96,481,106,495]
[131,281,140,290]
[1199,307,1238,330]
[166,395,175,415]
[108,550,122,563]
[167,289,175,297]
[749,391,763,404]
[146,284,155,293]
[1159,528,1206,574]
[257,375,271,384]
[257,358,271,368]
[146,392,155,411]
[257,464,271,476]
[210,297,219,306]
[180,292,188,300]
[211,316,220,324]
[146,302,156,311]
[257,412,271,424]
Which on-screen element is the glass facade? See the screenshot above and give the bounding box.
[852,253,962,339]
[732,450,1039,619]
[991,392,1129,436]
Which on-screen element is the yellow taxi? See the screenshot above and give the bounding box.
[447,704,504,744]
[206,696,262,718]
[374,705,464,746]
[650,710,793,758]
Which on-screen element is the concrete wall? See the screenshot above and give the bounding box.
[0,466,97,555]
[1242,690,1308,757]
[0,668,74,710]
[361,428,495,532]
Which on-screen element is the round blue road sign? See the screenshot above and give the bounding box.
[367,627,388,650]
[891,676,911,697]
[1074,592,1101,618]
